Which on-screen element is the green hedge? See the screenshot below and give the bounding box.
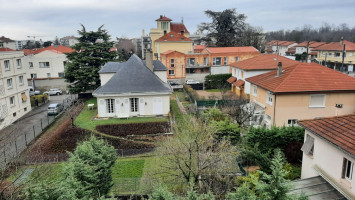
[204,73,232,90]
[30,94,48,106]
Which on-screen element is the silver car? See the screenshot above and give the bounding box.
[47,103,64,115]
[44,88,63,96]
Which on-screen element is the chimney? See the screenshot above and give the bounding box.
[164,30,167,35]
[180,30,184,36]
[142,29,145,37]
[340,37,344,46]
[276,62,282,77]
[145,49,154,72]
[160,15,163,19]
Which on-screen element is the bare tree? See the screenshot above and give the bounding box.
[155,115,239,195]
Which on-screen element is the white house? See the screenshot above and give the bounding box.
[0,49,31,130]
[228,54,299,96]
[0,36,16,50]
[93,54,172,118]
[298,114,355,199]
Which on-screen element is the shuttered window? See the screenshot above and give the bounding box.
[309,94,326,107]
[301,134,314,155]
[106,99,114,113]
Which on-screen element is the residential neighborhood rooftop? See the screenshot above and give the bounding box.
[205,46,259,54]
[230,54,299,71]
[155,15,172,21]
[155,31,192,42]
[21,45,74,55]
[246,62,355,94]
[298,114,355,157]
[171,23,189,33]
[94,54,172,95]
[0,47,15,52]
[314,40,355,51]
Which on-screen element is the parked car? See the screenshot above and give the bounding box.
[28,87,40,96]
[185,80,200,84]
[47,103,64,115]
[44,88,63,96]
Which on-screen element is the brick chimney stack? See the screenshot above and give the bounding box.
[277,62,282,77]
[340,37,344,46]
[145,49,154,72]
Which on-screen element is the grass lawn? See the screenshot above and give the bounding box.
[74,98,169,131]
[204,89,221,92]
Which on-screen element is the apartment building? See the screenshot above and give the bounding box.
[0,49,31,130]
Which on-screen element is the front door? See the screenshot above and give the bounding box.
[153,97,163,115]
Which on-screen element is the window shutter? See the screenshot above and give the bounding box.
[341,158,347,178]
[301,135,314,155]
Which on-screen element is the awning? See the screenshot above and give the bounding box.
[233,80,245,87]
[227,76,237,83]
[21,93,28,101]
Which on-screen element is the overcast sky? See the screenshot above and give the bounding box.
[1,0,355,41]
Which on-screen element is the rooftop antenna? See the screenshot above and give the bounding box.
[181,17,184,24]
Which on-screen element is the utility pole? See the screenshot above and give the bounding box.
[306,41,309,63]
[341,44,346,72]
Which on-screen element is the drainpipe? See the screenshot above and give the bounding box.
[273,94,277,126]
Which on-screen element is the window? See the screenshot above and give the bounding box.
[58,72,65,78]
[328,52,332,56]
[213,57,221,66]
[186,68,195,74]
[19,75,24,85]
[335,52,341,57]
[24,107,27,112]
[106,99,114,113]
[288,119,298,126]
[235,57,239,62]
[63,61,67,67]
[10,96,15,106]
[4,60,10,70]
[29,62,33,69]
[309,94,326,108]
[252,85,257,97]
[301,134,314,156]
[343,158,353,180]
[30,74,37,79]
[266,91,273,105]
[203,57,208,66]
[349,53,353,57]
[13,112,16,117]
[16,59,22,68]
[170,59,175,68]
[39,62,50,68]
[7,78,13,89]
[21,92,27,102]
[161,22,168,30]
[47,73,51,78]
[130,98,139,112]
[187,58,195,66]
[169,70,175,76]
[223,57,228,66]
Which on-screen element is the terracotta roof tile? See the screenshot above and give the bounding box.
[246,62,355,93]
[314,40,355,51]
[170,23,189,33]
[298,114,355,156]
[155,31,192,42]
[30,45,74,54]
[0,47,15,52]
[233,80,245,87]
[194,45,206,50]
[156,15,172,21]
[206,46,259,54]
[227,76,237,83]
[230,54,299,71]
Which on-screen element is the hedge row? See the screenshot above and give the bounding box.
[204,73,232,90]
[30,94,48,106]
[96,122,171,137]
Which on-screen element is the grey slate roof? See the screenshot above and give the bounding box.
[288,176,347,200]
[99,59,167,73]
[93,54,172,95]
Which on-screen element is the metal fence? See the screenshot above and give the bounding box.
[0,95,78,168]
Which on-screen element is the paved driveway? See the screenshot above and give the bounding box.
[0,94,71,147]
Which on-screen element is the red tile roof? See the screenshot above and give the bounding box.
[233,80,245,87]
[171,23,189,34]
[298,114,355,156]
[34,45,74,54]
[21,49,37,55]
[0,47,15,52]
[295,41,327,48]
[227,76,237,83]
[267,40,296,46]
[246,62,355,94]
[194,45,206,50]
[156,15,172,21]
[206,46,259,54]
[155,31,192,42]
[314,40,355,51]
[230,54,299,71]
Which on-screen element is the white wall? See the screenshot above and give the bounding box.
[154,71,167,83]
[301,130,355,196]
[0,51,31,130]
[211,66,230,75]
[232,67,272,94]
[100,73,115,86]
[23,50,67,79]
[96,94,170,118]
